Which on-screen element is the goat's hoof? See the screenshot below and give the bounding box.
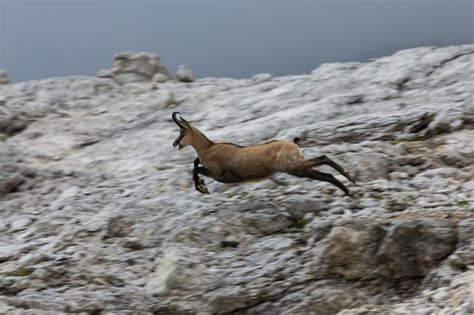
[194,177,210,194]
[196,184,210,194]
[347,174,356,184]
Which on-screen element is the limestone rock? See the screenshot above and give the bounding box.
[0,70,9,84]
[99,51,171,84]
[152,72,171,83]
[0,44,473,313]
[322,219,457,280]
[252,73,273,83]
[376,219,457,279]
[0,115,28,137]
[176,65,195,82]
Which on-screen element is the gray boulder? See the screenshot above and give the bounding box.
[98,51,172,84]
[322,219,457,280]
[176,65,195,82]
[0,70,9,84]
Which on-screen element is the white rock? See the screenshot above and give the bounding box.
[252,73,273,83]
[57,186,80,200]
[10,217,32,232]
[176,65,195,82]
[99,51,171,84]
[97,69,112,78]
[152,72,170,83]
[0,70,9,84]
[0,244,20,262]
[462,180,474,191]
[430,288,448,304]
[0,44,473,314]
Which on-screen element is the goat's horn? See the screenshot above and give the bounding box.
[172,112,184,128]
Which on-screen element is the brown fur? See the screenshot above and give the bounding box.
[200,141,304,183]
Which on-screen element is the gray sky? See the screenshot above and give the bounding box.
[0,0,473,82]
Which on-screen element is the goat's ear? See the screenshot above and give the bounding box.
[179,116,191,127]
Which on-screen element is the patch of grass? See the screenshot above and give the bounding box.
[407,195,418,202]
[239,191,250,198]
[457,200,469,208]
[154,165,171,171]
[9,267,34,277]
[390,139,404,145]
[406,134,424,142]
[221,240,239,248]
[369,193,383,200]
[290,217,306,229]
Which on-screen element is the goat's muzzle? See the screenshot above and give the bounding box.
[172,141,182,149]
[173,134,184,149]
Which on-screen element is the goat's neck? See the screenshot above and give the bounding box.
[191,128,214,157]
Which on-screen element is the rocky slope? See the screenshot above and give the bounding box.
[0,45,473,314]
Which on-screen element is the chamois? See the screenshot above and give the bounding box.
[172,112,354,196]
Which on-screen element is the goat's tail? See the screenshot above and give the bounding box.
[293,137,301,146]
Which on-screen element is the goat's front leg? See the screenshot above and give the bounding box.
[193,158,210,194]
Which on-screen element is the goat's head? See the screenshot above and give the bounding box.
[172,112,193,149]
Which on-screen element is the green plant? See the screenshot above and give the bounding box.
[390,139,404,145]
[9,268,34,277]
[369,193,383,200]
[457,200,469,207]
[290,217,306,229]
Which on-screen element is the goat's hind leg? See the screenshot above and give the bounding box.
[289,168,351,196]
[308,155,355,183]
[193,158,210,194]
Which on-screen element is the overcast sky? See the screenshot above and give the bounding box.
[0,0,472,82]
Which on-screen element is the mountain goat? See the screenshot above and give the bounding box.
[172,112,354,196]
